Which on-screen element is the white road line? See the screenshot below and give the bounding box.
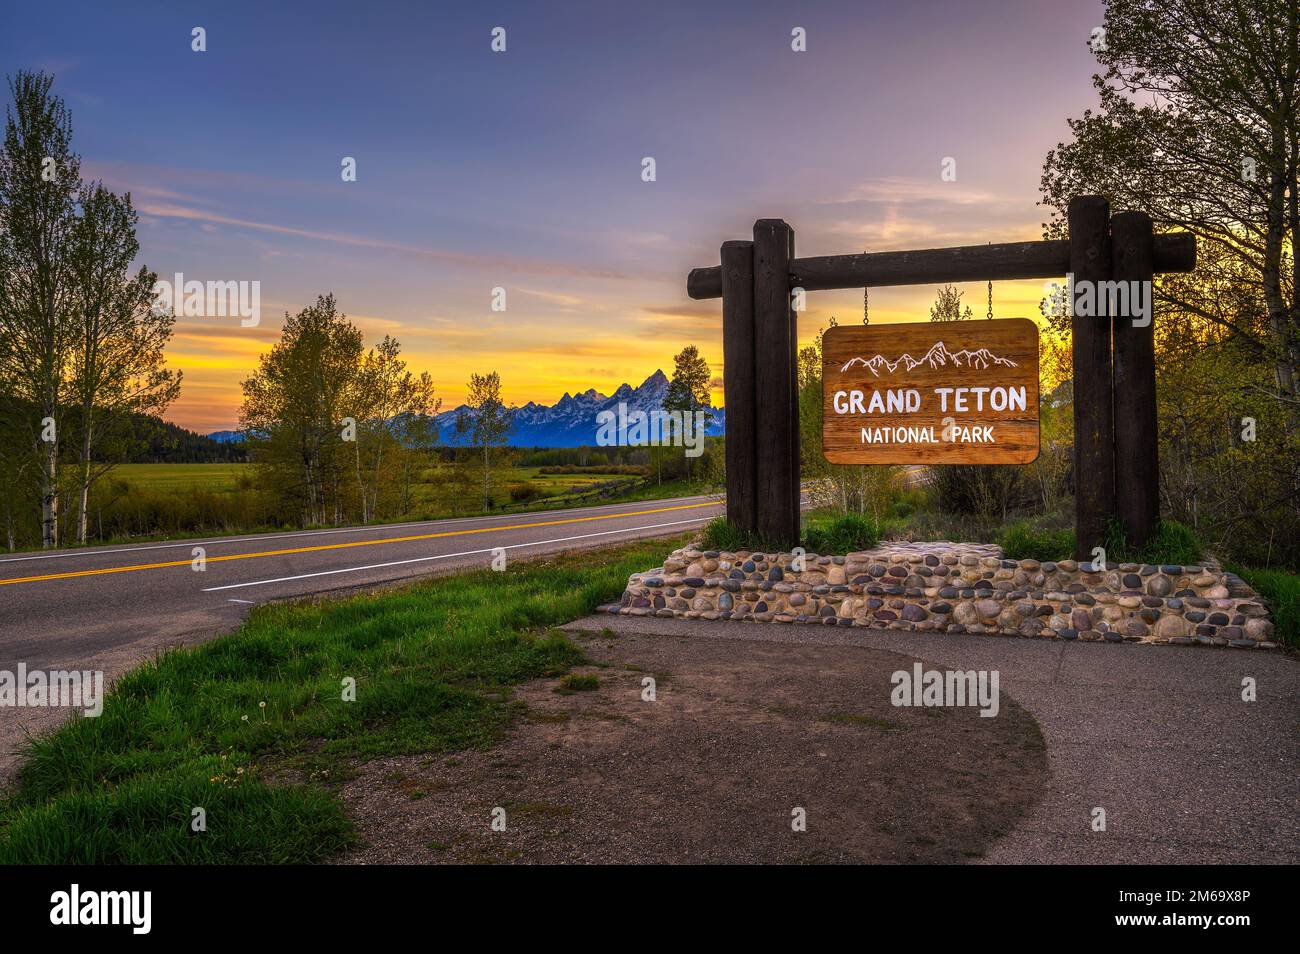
[0,495,722,565]
[227,599,256,604]
[200,517,709,593]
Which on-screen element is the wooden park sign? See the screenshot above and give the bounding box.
[822,318,1039,464]
[687,198,1196,556]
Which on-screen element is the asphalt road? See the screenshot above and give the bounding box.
[0,493,723,667]
[0,493,721,775]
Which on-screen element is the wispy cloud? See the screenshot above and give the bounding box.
[135,200,640,283]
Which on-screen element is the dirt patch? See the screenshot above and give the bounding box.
[337,630,1048,863]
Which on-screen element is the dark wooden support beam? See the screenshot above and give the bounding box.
[752,219,800,547]
[787,226,800,540]
[1069,196,1116,563]
[1111,210,1160,551]
[720,240,757,533]
[687,233,1196,299]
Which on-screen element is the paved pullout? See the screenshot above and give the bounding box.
[0,495,722,779]
[567,613,1299,864]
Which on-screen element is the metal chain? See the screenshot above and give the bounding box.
[863,283,870,325]
[986,280,993,320]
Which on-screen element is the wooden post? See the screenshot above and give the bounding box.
[1068,196,1116,562]
[720,240,757,533]
[752,219,800,546]
[787,227,801,539]
[1111,210,1159,550]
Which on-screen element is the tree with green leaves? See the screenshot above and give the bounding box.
[663,345,714,480]
[459,371,514,510]
[67,183,181,543]
[1041,0,1300,566]
[929,284,974,322]
[1040,0,1299,424]
[0,71,81,547]
[347,336,438,523]
[241,294,363,527]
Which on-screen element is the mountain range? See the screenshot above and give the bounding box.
[840,341,1019,375]
[206,370,726,448]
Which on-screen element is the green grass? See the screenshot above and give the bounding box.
[802,512,880,554]
[699,516,767,552]
[556,673,599,693]
[1229,566,1299,648]
[999,522,1076,562]
[113,462,644,505]
[1122,519,1204,567]
[0,534,689,864]
[104,463,251,493]
[698,512,879,555]
[997,518,1202,566]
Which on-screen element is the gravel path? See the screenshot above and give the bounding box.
[574,613,1299,863]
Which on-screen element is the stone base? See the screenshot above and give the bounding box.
[610,542,1279,649]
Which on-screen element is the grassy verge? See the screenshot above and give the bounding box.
[1229,566,1299,648]
[0,534,689,864]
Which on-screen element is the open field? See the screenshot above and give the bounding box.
[110,463,634,499]
[109,463,252,493]
[107,462,661,511]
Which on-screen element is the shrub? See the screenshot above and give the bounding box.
[1140,520,1203,566]
[507,482,540,503]
[927,464,1038,519]
[1105,518,1203,566]
[999,522,1075,562]
[892,488,924,519]
[803,512,880,554]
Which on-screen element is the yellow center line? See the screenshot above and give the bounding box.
[0,501,720,587]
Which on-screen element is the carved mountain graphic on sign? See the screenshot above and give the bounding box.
[840,340,1019,375]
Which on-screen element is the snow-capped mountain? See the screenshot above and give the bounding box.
[840,341,1018,375]
[434,369,726,447]
[205,370,726,448]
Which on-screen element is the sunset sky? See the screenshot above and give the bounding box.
[2,0,1107,433]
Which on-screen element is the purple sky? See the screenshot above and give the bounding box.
[2,0,1108,431]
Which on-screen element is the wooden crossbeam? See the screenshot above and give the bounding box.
[687,233,1195,299]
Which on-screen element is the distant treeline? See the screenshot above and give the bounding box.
[128,415,248,464]
[515,446,653,468]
